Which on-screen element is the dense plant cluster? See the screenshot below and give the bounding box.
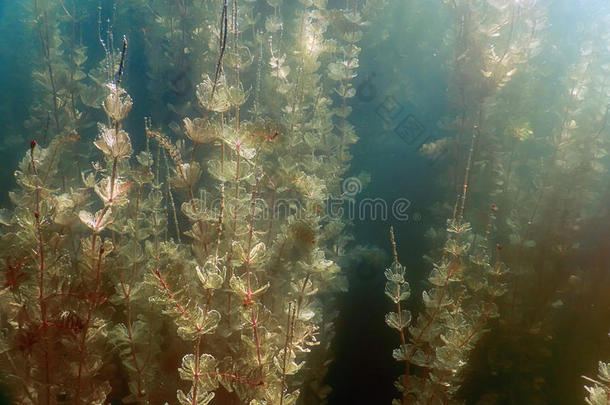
[0,0,387,404]
[380,0,610,404]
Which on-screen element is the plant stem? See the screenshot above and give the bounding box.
[73,244,104,405]
[191,335,202,405]
[389,227,409,405]
[279,303,295,405]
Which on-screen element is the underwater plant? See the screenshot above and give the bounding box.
[584,357,610,405]
[1,0,609,404]
[381,0,599,403]
[385,182,506,404]
[406,0,610,403]
[0,0,387,404]
[25,0,95,143]
[381,1,542,402]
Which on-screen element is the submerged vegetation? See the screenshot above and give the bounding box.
[0,0,386,403]
[379,1,610,404]
[0,0,608,405]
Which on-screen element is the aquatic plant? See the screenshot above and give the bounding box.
[382,1,549,403]
[0,0,386,404]
[25,0,95,143]
[584,357,610,405]
[386,201,506,404]
[1,0,608,404]
[410,0,610,402]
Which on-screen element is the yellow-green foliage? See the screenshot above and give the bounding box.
[584,359,610,405]
[386,215,507,404]
[382,0,610,404]
[0,1,386,404]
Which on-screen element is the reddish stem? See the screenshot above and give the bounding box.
[154,270,202,333]
[31,140,51,405]
[212,372,264,387]
[73,245,105,404]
